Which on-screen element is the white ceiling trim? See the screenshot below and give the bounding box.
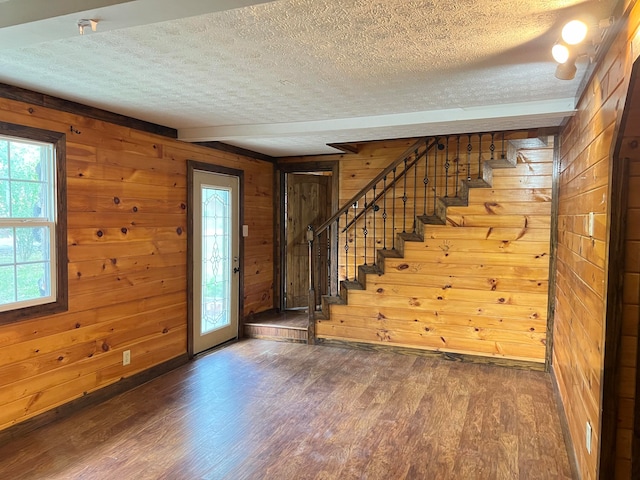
[178,98,577,142]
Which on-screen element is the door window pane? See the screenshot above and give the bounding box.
[201,186,231,335]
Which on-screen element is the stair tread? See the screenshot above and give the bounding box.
[378,249,402,258]
[342,281,364,290]
[359,265,381,275]
[417,214,446,225]
[465,179,491,188]
[439,197,467,207]
[398,232,423,242]
[322,295,344,304]
[485,158,516,168]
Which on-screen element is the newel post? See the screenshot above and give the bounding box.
[306,225,316,345]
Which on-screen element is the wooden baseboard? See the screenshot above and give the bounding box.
[315,337,546,371]
[550,366,580,479]
[0,353,190,447]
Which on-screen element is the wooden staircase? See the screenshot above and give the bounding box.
[310,132,554,365]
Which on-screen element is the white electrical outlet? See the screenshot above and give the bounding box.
[588,212,595,237]
[123,350,131,366]
[586,421,592,454]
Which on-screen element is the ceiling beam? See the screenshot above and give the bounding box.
[0,0,275,49]
[0,0,137,28]
[178,98,577,143]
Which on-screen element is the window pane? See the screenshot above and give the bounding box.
[0,140,7,178]
[16,262,49,301]
[0,228,14,265]
[9,181,44,218]
[0,265,15,304]
[0,126,63,320]
[0,179,8,217]
[15,227,49,263]
[9,142,43,181]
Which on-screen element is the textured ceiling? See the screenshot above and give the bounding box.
[0,0,619,156]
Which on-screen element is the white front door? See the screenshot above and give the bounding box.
[192,170,240,354]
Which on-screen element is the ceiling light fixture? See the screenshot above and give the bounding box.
[552,17,614,81]
[78,19,99,35]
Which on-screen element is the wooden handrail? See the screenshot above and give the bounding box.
[313,137,436,236]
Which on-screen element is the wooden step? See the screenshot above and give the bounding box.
[244,323,308,343]
[321,294,345,315]
[244,311,309,344]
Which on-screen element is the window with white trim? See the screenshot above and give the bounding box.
[0,122,67,323]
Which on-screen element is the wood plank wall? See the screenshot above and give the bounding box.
[553,3,640,478]
[0,96,274,431]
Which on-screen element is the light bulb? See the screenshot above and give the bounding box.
[562,20,588,45]
[552,44,570,64]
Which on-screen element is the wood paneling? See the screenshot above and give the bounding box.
[552,4,640,478]
[0,95,273,431]
[315,137,554,364]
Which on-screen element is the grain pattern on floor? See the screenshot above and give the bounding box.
[0,339,572,479]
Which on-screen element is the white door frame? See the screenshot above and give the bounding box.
[187,161,244,357]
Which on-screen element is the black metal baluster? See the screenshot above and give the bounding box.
[490,133,495,161]
[353,202,357,278]
[326,230,330,297]
[382,176,387,250]
[316,230,321,307]
[412,149,418,233]
[501,132,506,159]
[477,133,483,179]
[433,138,439,213]
[392,168,397,250]
[363,192,368,266]
[455,136,460,197]
[467,134,472,181]
[402,158,408,233]
[423,139,429,215]
[372,184,377,265]
[344,211,349,281]
[333,219,339,295]
[444,136,450,198]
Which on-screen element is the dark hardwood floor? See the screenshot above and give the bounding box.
[0,339,572,479]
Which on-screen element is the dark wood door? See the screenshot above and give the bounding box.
[285,173,331,309]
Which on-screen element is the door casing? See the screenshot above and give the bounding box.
[187,160,244,357]
[275,161,339,311]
